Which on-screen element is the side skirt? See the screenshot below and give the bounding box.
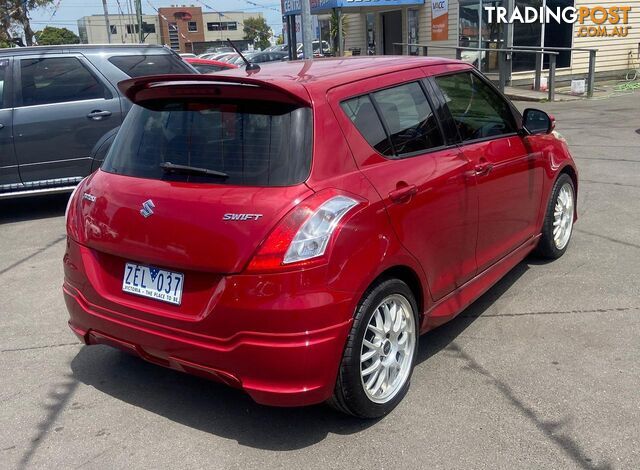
[421,234,540,332]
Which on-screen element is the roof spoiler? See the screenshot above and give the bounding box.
[118,74,311,107]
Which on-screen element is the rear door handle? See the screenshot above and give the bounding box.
[389,184,418,203]
[87,110,112,120]
[475,163,494,176]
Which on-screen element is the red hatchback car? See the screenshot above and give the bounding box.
[183,57,237,74]
[63,57,577,418]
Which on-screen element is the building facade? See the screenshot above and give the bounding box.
[78,8,263,53]
[284,0,640,81]
[78,14,161,45]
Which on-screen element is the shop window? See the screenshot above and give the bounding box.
[408,10,419,55]
[366,13,376,55]
[512,0,574,71]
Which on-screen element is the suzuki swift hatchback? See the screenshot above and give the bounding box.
[64,57,578,418]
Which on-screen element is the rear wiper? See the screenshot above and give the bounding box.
[160,162,229,178]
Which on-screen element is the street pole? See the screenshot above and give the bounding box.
[300,0,313,59]
[101,0,111,43]
[135,0,144,43]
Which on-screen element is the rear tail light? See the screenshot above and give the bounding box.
[65,177,88,240]
[246,191,362,273]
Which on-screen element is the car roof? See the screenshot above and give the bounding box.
[120,56,468,108]
[184,57,236,68]
[0,44,171,57]
[217,56,465,98]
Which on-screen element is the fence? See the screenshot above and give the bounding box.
[393,43,598,101]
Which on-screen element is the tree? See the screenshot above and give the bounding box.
[0,0,54,46]
[330,10,348,55]
[35,26,80,45]
[243,16,271,51]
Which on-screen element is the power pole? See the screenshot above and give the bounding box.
[101,0,112,43]
[135,0,144,43]
[300,0,313,59]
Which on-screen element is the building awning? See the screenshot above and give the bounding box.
[282,0,425,16]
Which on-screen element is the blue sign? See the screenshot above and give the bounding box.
[283,0,425,15]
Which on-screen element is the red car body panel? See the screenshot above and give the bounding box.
[63,57,578,406]
[183,57,238,72]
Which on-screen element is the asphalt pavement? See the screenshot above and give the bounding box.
[1,92,639,469]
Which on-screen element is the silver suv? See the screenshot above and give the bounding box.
[0,44,195,198]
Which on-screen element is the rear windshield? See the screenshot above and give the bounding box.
[108,54,193,77]
[102,100,312,186]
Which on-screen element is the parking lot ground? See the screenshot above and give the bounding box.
[1,92,639,469]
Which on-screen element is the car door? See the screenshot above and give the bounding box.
[330,71,478,301]
[0,57,21,189]
[12,53,122,184]
[433,70,544,272]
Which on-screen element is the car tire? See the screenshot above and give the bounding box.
[329,278,419,418]
[535,173,575,259]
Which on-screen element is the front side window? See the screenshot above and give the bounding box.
[20,57,106,106]
[435,72,516,142]
[108,54,192,77]
[102,100,312,187]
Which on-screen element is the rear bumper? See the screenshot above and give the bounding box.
[65,284,352,406]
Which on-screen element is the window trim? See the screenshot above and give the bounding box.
[432,68,523,146]
[0,57,12,109]
[15,54,113,108]
[340,79,451,161]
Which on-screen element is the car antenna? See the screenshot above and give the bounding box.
[226,38,260,72]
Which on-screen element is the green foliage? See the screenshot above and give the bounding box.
[35,26,80,45]
[243,16,271,51]
[1,0,55,46]
[276,34,284,45]
[330,10,348,54]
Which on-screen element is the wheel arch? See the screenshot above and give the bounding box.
[558,164,578,220]
[368,265,425,322]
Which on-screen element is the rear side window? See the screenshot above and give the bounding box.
[108,54,192,77]
[342,81,444,158]
[371,82,444,156]
[102,100,312,186]
[20,57,107,106]
[435,72,517,142]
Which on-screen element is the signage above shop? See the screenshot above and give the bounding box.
[282,0,425,16]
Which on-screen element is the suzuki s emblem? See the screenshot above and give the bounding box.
[140,199,155,218]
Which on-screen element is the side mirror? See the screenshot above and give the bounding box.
[522,108,554,135]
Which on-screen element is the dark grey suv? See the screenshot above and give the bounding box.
[0,44,195,198]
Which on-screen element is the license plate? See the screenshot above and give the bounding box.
[122,262,184,305]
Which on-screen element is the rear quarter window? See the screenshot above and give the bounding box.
[102,100,312,187]
[108,54,193,77]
